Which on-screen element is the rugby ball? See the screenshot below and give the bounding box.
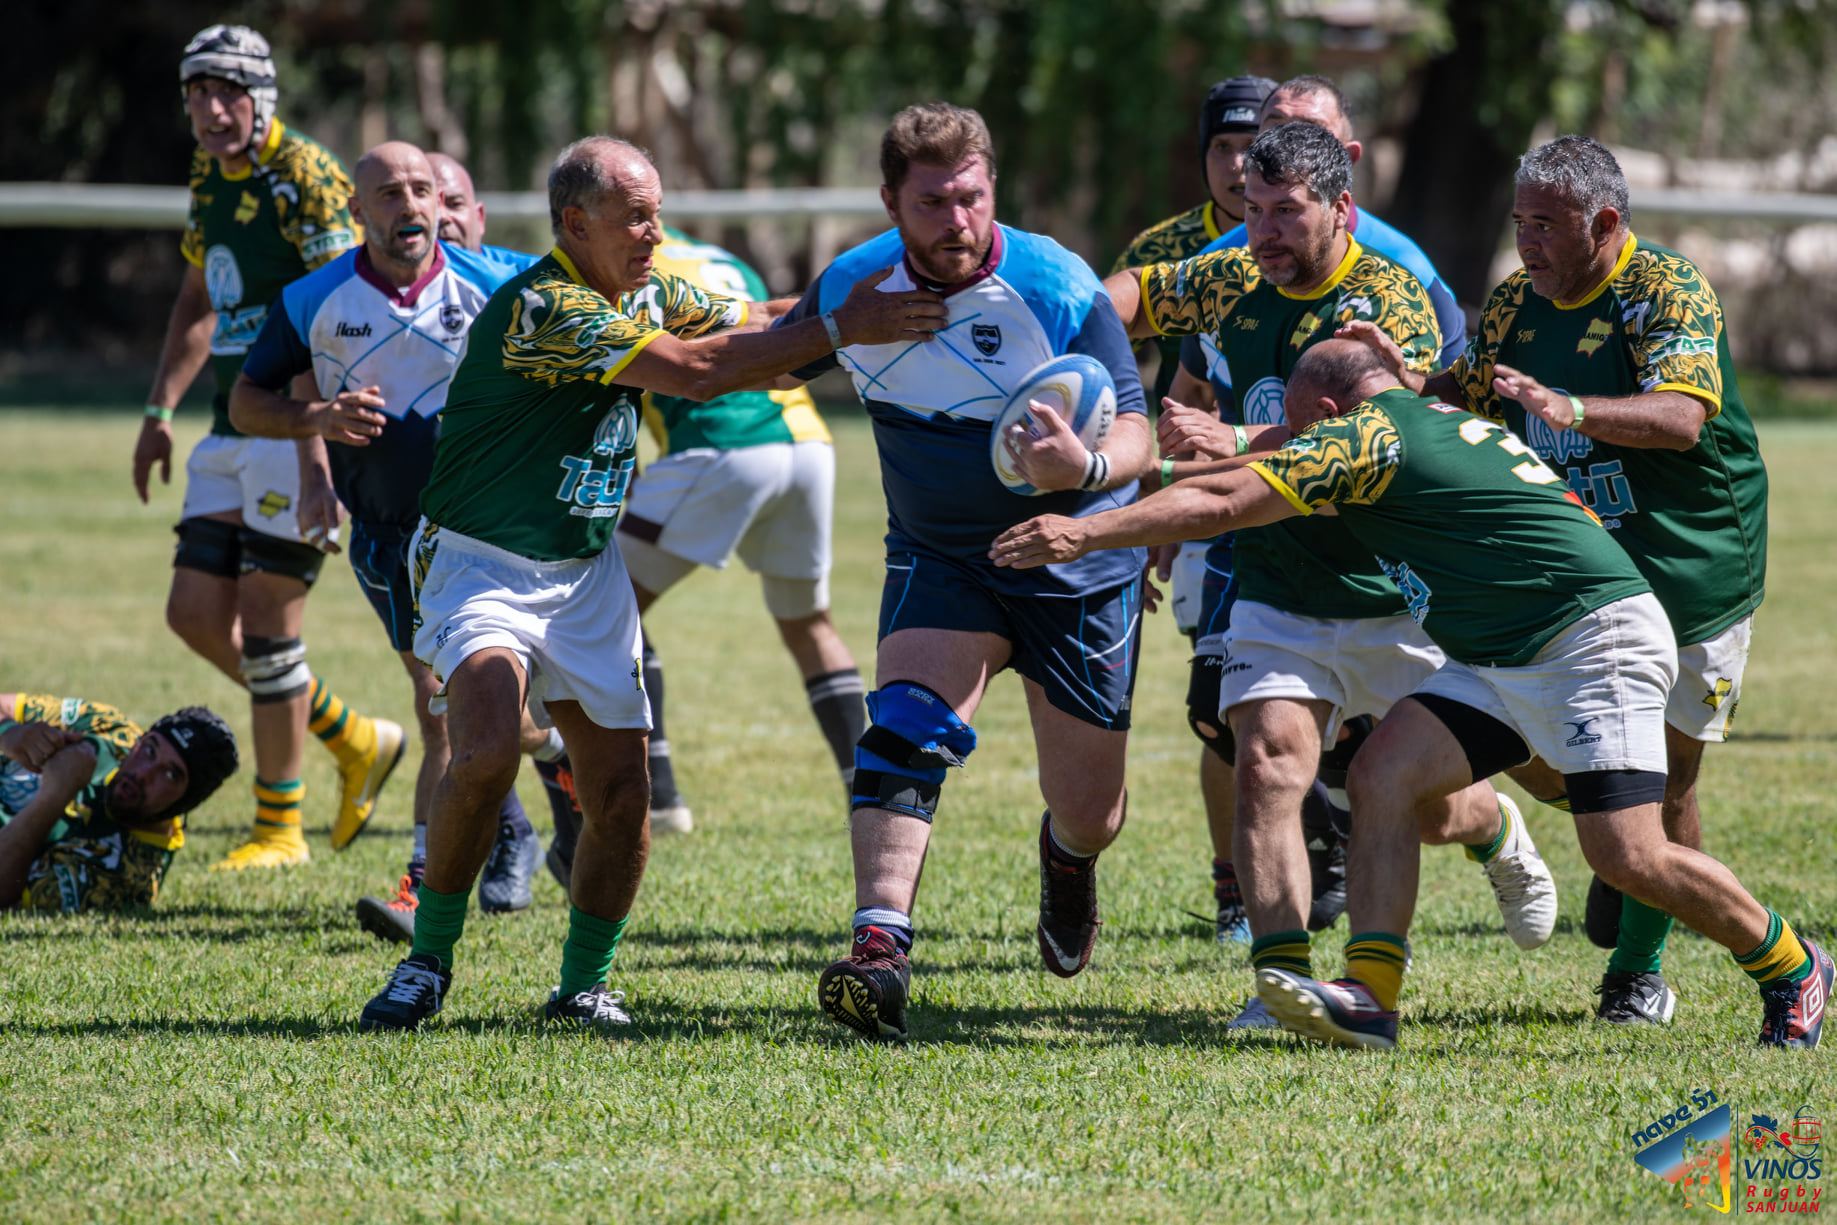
[990,354,1117,496]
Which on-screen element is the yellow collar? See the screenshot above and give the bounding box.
[1555,230,1637,310]
[1279,236,1362,301]
[550,246,588,285]
[1202,201,1223,241]
[216,119,285,181]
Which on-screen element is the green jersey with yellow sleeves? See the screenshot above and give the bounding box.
[419,248,748,561]
[1111,201,1229,404]
[1137,238,1439,619]
[1450,234,1766,645]
[181,119,359,436]
[1250,389,1651,666]
[641,228,830,453]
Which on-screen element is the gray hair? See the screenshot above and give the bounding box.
[1516,135,1631,227]
[547,136,653,236]
[1244,121,1352,205]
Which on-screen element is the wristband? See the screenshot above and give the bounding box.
[1232,424,1249,456]
[820,311,844,350]
[1566,395,1585,427]
[1079,450,1110,492]
[145,404,175,423]
[1161,457,1176,485]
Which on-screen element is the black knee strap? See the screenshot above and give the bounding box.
[857,724,970,771]
[850,769,941,822]
[239,530,324,586]
[1317,714,1376,789]
[1186,654,1236,764]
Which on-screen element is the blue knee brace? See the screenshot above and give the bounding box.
[851,681,978,821]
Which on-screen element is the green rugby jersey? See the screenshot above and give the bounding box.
[642,228,830,453]
[0,694,183,912]
[181,120,358,436]
[1112,201,1229,404]
[420,248,747,561]
[1139,238,1439,619]
[1250,390,1651,666]
[1451,233,1766,645]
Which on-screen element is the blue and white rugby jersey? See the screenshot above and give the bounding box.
[1186,202,1468,416]
[779,225,1147,597]
[241,242,538,526]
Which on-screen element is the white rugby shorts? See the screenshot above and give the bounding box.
[1212,600,1445,742]
[1413,592,1677,777]
[619,441,833,585]
[1167,540,1209,636]
[1668,613,1752,743]
[181,433,335,545]
[410,522,649,732]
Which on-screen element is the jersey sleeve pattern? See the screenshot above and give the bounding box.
[1619,247,1725,416]
[1451,276,1527,421]
[1249,403,1402,511]
[1138,249,1255,337]
[25,831,172,914]
[181,147,211,266]
[627,269,747,340]
[14,694,139,768]
[268,132,359,270]
[1359,260,1442,376]
[1110,204,1211,274]
[502,268,664,386]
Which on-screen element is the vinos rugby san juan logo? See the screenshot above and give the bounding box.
[1628,1092,1823,1213]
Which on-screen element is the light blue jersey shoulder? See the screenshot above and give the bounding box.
[279,242,534,337]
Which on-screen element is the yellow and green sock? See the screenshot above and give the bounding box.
[253,777,304,838]
[308,676,374,766]
[1345,932,1410,1013]
[1736,910,1813,988]
[1250,929,1312,979]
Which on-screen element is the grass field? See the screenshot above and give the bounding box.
[1,409,1832,1223]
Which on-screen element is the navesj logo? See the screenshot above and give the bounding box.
[1631,1088,1732,1212]
[971,323,1002,357]
[1743,1107,1822,1214]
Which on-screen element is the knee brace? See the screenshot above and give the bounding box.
[1186,654,1236,764]
[1317,713,1376,789]
[239,530,325,586]
[240,635,312,704]
[851,681,977,821]
[172,517,242,579]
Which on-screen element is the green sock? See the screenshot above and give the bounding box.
[1463,803,1509,864]
[557,906,628,997]
[1607,895,1674,976]
[410,882,472,972]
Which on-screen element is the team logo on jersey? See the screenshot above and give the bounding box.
[1288,310,1325,350]
[1563,717,1603,747]
[440,304,466,334]
[972,323,1002,356]
[1242,376,1288,426]
[1521,399,1594,465]
[256,491,291,519]
[1577,318,1614,357]
[203,245,244,311]
[233,190,260,224]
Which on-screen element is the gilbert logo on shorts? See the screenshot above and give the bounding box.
[1563,716,1603,747]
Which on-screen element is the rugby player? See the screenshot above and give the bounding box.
[0,694,237,913]
[1160,74,1474,945]
[1110,74,1274,947]
[229,142,562,940]
[1104,123,1555,1032]
[356,136,947,1032]
[132,25,402,871]
[993,339,1831,1052]
[777,103,1153,1042]
[1343,135,1769,1028]
[610,226,867,833]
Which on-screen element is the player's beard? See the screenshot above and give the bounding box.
[907,227,989,287]
[1257,222,1335,290]
[103,775,155,826]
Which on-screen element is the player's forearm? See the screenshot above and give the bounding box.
[642,319,840,401]
[147,273,216,410]
[1101,270,1153,338]
[1420,369,1464,404]
[228,375,320,439]
[1570,391,1707,451]
[1093,414,1154,490]
[0,772,84,910]
[1081,474,1279,551]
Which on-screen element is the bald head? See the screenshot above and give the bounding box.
[548,136,664,296]
[350,141,437,275]
[547,136,658,237]
[427,151,486,250]
[1284,339,1397,431]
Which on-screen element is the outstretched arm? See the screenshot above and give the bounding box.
[1100,268,1155,339]
[989,466,1302,569]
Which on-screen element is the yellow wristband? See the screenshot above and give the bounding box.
[145,404,175,423]
[1161,457,1175,485]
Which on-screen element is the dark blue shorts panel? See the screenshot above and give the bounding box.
[878,548,1142,731]
[348,520,418,652]
[1196,532,1240,643]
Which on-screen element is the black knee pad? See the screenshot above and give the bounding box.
[173,517,242,579]
[1566,768,1667,813]
[1186,654,1236,764]
[1317,714,1377,789]
[240,635,312,704]
[239,529,324,586]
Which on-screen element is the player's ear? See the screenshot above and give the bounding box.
[1593,206,1621,243]
[348,194,365,229]
[879,184,898,225]
[1344,140,1363,166]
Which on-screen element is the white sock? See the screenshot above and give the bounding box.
[532,728,566,763]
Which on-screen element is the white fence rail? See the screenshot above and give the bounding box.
[1,182,1834,229]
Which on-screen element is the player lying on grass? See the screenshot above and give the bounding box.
[228,141,564,940]
[356,135,948,1033]
[0,694,238,913]
[993,338,1829,1052]
[776,103,1154,1043]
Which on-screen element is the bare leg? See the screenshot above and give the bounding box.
[1228,698,1330,936]
[1026,680,1128,856]
[545,703,651,922]
[422,649,527,894]
[238,569,311,787]
[399,651,447,830]
[776,609,857,679]
[165,513,246,683]
[1201,748,1236,863]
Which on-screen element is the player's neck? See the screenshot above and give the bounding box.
[357,244,444,305]
[1559,229,1632,306]
[1291,231,1352,296]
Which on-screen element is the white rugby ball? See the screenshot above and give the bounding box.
[990,354,1117,496]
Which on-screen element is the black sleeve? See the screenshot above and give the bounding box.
[772,279,840,381]
[241,303,314,392]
